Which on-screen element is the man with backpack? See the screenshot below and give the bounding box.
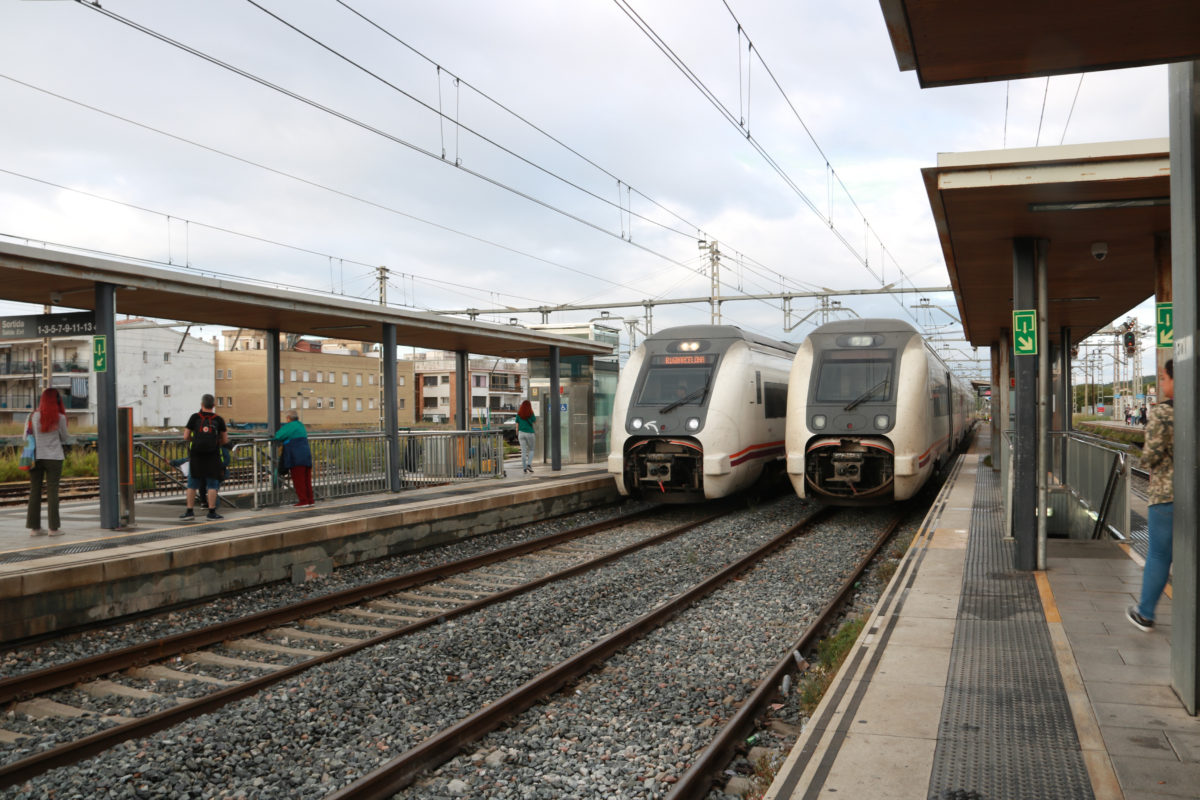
[181,393,229,521]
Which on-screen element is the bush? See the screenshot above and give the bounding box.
[62,448,98,478]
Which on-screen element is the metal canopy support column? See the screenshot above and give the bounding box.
[266,329,280,434]
[1037,240,1050,570]
[95,282,119,529]
[382,324,399,492]
[1012,238,1038,570]
[549,345,561,471]
[1060,326,1072,480]
[1168,59,1199,715]
[455,350,468,430]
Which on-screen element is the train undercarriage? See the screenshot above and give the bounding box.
[623,437,704,502]
[805,437,895,504]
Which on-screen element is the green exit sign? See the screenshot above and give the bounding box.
[1013,310,1037,356]
[1156,301,1173,349]
[92,335,108,372]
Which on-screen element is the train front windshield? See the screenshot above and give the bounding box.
[636,366,713,407]
[814,350,896,405]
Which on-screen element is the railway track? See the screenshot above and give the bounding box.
[2,491,923,798]
[0,505,719,787]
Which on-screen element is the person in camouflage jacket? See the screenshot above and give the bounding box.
[1128,359,1173,632]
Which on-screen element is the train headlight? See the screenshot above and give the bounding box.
[630,417,644,430]
[874,414,890,430]
[811,414,827,430]
[685,417,701,431]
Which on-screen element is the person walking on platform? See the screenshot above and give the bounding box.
[180,394,228,522]
[1128,359,1173,632]
[274,411,314,507]
[25,388,73,537]
[516,399,536,474]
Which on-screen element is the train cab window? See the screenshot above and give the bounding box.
[764,382,787,418]
[636,366,712,407]
[814,350,895,405]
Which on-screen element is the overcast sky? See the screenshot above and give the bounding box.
[0,0,1171,379]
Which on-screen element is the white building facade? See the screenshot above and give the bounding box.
[117,322,216,428]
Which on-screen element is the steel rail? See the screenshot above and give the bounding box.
[0,507,722,788]
[326,506,838,800]
[0,506,662,702]
[665,512,903,799]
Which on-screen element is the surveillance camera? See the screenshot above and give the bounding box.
[1091,242,1108,262]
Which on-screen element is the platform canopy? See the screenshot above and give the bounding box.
[879,0,1200,87]
[922,138,1169,349]
[0,242,612,359]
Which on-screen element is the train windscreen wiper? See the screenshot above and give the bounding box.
[843,377,889,412]
[660,375,711,414]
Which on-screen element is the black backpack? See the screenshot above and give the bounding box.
[191,412,221,454]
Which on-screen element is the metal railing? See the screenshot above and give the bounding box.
[1055,430,1131,539]
[132,429,507,508]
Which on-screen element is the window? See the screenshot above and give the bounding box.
[302,398,310,409]
[342,398,349,411]
[327,397,334,410]
[280,398,285,411]
[290,398,297,409]
[290,370,297,382]
[368,399,375,410]
[302,371,310,382]
[142,385,148,397]
[814,350,896,405]
[342,372,349,386]
[764,382,788,419]
[423,397,438,409]
[163,352,170,363]
[163,385,171,396]
[327,372,333,383]
[217,397,224,406]
[472,396,487,408]
[355,398,363,411]
[355,374,362,387]
[440,396,449,406]
[398,376,406,387]
[142,351,148,364]
[217,369,224,380]
[280,369,285,383]
[227,368,232,379]
[399,398,406,410]
[368,374,375,385]
[440,375,449,384]
[227,397,233,406]
[316,398,323,409]
[423,376,438,387]
[316,372,323,383]
[474,375,486,388]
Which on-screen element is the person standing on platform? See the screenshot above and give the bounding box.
[1128,359,1173,632]
[25,388,73,537]
[180,394,228,522]
[274,411,314,507]
[516,399,536,474]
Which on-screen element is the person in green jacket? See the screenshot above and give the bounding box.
[274,411,314,507]
[516,399,536,474]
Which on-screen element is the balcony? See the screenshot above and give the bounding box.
[0,362,37,377]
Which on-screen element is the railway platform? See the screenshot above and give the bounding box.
[0,457,615,642]
[765,435,1199,800]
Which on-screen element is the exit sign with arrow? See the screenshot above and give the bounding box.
[1013,310,1037,356]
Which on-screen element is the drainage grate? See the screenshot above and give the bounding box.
[927,468,1094,800]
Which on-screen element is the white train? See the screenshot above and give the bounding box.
[608,325,797,502]
[785,319,972,504]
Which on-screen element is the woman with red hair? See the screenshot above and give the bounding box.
[25,388,73,537]
[516,399,537,474]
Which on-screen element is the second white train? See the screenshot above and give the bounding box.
[785,318,972,504]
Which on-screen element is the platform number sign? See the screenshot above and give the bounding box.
[1156,302,1173,349]
[1012,310,1037,356]
[92,335,108,372]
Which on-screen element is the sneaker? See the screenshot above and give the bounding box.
[206,510,224,521]
[1126,605,1154,632]
[29,528,46,537]
[48,530,63,537]
[179,509,195,520]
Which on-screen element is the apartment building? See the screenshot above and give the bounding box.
[0,320,214,427]
[411,352,526,427]
[215,331,415,428]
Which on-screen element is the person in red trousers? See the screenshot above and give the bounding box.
[274,411,314,507]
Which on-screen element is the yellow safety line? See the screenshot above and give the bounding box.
[1035,570,1123,800]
